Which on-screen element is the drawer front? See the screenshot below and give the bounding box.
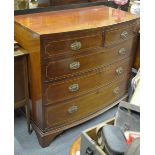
[105,22,139,46]
[43,37,136,81]
[43,57,132,104]
[42,29,103,58]
[44,77,129,129]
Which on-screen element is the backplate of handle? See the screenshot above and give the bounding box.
[116,67,124,75]
[113,87,120,94]
[70,41,82,50]
[69,61,80,70]
[68,105,78,113]
[118,48,127,55]
[120,31,129,39]
[69,84,79,92]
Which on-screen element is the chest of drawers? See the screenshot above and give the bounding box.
[15,6,139,147]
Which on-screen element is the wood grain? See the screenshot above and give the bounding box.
[42,29,103,58]
[14,5,139,35]
[15,22,44,129]
[42,37,137,81]
[14,53,28,108]
[43,57,132,105]
[45,76,129,129]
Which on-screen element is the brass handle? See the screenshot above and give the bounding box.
[70,41,82,50]
[69,84,79,92]
[118,48,127,55]
[116,67,124,75]
[120,31,129,39]
[113,87,120,94]
[69,61,80,70]
[68,105,78,113]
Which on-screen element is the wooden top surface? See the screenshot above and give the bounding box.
[15,6,139,35]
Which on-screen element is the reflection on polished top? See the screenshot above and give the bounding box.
[15,6,139,35]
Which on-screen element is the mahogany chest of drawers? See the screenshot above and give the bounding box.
[14,6,139,147]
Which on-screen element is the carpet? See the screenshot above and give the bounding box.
[14,106,118,155]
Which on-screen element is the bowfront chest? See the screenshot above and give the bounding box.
[15,6,139,147]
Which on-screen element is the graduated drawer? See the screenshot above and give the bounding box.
[43,57,132,105]
[105,20,139,46]
[42,29,103,58]
[42,37,136,81]
[44,77,129,129]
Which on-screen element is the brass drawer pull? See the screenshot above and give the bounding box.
[70,41,82,50]
[113,87,120,94]
[69,61,80,70]
[68,105,78,113]
[120,31,129,39]
[69,84,79,92]
[116,67,124,75]
[118,48,127,55]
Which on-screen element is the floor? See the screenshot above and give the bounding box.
[14,106,118,155]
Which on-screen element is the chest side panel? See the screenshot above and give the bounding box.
[15,22,44,129]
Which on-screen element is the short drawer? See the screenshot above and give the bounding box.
[44,77,129,129]
[42,37,137,81]
[43,57,132,104]
[42,29,103,58]
[105,22,139,46]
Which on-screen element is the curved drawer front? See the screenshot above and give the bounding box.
[43,57,132,104]
[105,22,139,46]
[42,29,103,58]
[44,77,129,129]
[43,37,136,81]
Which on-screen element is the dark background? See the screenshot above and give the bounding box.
[14,1,130,15]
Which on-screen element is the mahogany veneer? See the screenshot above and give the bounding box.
[14,6,139,147]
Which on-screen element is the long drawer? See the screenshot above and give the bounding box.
[43,57,132,105]
[42,37,136,81]
[44,76,129,129]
